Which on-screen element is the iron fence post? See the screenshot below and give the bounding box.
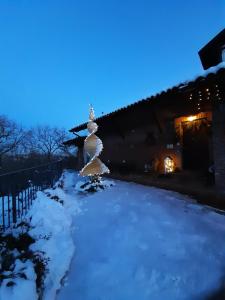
[0,159,65,231]
[12,189,17,224]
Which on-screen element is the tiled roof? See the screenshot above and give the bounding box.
[69,65,225,133]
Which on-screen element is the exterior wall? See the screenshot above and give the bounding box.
[98,102,215,175]
[100,117,182,174]
[212,103,225,190]
[78,107,215,176]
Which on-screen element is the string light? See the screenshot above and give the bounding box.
[187,82,223,107]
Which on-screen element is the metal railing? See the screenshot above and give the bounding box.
[0,160,64,232]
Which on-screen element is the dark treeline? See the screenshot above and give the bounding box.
[0,115,75,174]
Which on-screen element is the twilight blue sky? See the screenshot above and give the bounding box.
[0,0,224,130]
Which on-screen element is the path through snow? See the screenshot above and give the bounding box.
[58,171,225,300]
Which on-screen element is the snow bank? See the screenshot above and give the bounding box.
[28,171,82,299]
[0,170,82,300]
[28,191,74,299]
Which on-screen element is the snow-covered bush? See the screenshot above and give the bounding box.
[0,221,48,300]
[75,176,114,193]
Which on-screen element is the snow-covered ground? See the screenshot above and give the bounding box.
[2,170,225,300]
[57,172,225,300]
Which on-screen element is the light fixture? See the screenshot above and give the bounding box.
[187,115,197,122]
[164,156,174,174]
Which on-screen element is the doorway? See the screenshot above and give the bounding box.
[182,118,211,170]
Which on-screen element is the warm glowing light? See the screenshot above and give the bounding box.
[164,156,174,174]
[187,115,197,122]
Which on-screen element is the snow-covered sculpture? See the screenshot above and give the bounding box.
[76,105,112,192]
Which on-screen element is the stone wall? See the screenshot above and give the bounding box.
[100,121,182,174]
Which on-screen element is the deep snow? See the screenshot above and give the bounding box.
[58,172,225,300]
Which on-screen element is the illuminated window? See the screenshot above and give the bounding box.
[164,156,174,174]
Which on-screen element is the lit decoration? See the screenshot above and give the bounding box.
[197,90,202,111]
[164,156,174,174]
[80,105,109,177]
[76,105,111,193]
[187,115,197,122]
[187,82,224,113]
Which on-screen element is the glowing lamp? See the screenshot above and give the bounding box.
[164,156,174,174]
[187,115,197,122]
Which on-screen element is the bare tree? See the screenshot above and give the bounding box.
[0,115,73,171]
[32,126,69,161]
[0,115,25,167]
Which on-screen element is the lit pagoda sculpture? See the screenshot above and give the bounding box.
[76,105,112,192]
